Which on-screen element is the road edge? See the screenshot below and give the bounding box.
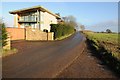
[53,36,86,78]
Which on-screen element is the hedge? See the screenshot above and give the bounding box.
[0,23,8,47]
[50,24,74,39]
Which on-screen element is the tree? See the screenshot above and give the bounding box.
[55,13,60,17]
[106,29,112,33]
[0,19,8,47]
[62,15,77,28]
[80,25,85,31]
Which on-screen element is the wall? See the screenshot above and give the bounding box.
[26,27,54,40]
[48,32,54,40]
[6,27,54,41]
[6,28,25,40]
[42,12,57,32]
[14,14,18,28]
[40,11,44,31]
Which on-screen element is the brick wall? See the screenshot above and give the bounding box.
[26,27,54,41]
[48,32,54,40]
[6,28,25,40]
[6,27,54,41]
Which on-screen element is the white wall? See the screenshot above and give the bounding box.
[20,23,24,28]
[14,14,18,28]
[40,11,57,32]
[17,10,57,31]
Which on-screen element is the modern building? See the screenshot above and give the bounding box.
[9,6,61,32]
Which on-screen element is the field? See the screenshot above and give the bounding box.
[84,31,120,75]
[84,32,119,60]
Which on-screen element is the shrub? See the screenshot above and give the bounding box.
[1,23,8,47]
[50,24,74,39]
[106,29,112,33]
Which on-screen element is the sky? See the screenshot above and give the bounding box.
[1,2,118,32]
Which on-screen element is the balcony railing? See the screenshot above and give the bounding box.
[18,19,37,23]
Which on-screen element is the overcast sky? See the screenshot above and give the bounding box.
[1,2,118,32]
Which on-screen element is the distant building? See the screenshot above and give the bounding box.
[9,6,61,32]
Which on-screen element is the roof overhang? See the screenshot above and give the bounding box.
[9,6,61,19]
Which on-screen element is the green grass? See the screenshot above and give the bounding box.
[2,48,18,57]
[55,32,74,40]
[85,32,118,44]
[84,32,119,60]
[84,32,120,76]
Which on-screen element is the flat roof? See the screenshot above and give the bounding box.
[9,6,61,19]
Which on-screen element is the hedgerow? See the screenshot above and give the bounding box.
[50,24,74,39]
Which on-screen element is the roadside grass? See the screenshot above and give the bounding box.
[84,32,119,59]
[85,32,118,44]
[2,48,18,57]
[83,31,120,76]
[55,32,74,40]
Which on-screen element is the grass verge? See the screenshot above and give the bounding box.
[55,33,74,40]
[83,31,120,77]
[2,48,18,57]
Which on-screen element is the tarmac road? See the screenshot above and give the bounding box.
[2,32,85,78]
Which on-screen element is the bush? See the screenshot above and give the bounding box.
[50,24,74,39]
[0,23,8,47]
[106,29,112,33]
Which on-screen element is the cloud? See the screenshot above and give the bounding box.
[93,20,118,28]
[91,19,118,32]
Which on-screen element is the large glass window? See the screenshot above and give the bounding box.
[20,16,24,21]
[31,15,35,21]
[24,16,28,21]
[24,23,31,27]
[19,12,37,22]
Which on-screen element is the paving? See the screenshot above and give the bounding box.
[2,32,84,78]
[57,44,118,78]
[2,32,117,78]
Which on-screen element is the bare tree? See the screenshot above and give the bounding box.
[62,17,69,23]
[80,25,85,31]
[0,17,3,25]
[55,13,60,17]
[0,17,3,30]
[63,15,77,28]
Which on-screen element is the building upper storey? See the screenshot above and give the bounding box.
[9,6,61,23]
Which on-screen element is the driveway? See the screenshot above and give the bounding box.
[2,32,85,78]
